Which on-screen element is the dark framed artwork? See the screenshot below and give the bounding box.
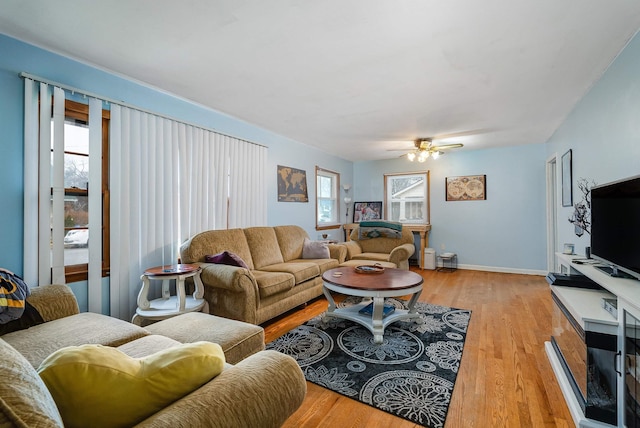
[353,201,382,222]
[277,165,308,202]
[445,175,486,201]
[561,149,572,207]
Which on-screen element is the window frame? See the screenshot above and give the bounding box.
[383,171,430,224]
[315,166,341,230]
[59,99,110,283]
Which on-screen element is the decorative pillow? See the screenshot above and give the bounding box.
[205,251,249,269]
[38,341,225,428]
[302,237,330,259]
[0,338,63,427]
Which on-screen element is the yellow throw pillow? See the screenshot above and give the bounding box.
[38,341,225,428]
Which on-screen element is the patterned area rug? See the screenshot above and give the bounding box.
[267,297,471,428]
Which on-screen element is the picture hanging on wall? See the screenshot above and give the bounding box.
[445,175,486,201]
[277,165,308,202]
[561,149,573,207]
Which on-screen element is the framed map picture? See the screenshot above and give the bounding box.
[445,175,486,201]
[277,165,308,202]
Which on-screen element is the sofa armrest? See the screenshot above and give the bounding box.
[199,263,258,294]
[342,240,363,260]
[327,244,347,263]
[135,350,306,428]
[388,243,416,267]
[27,284,80,322]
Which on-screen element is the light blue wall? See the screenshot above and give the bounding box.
[546,32,640,255]
[355,144,547,272]
[0,34,352,286]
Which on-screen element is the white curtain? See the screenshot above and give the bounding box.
[23,80,103,304]
[110,104,266,320]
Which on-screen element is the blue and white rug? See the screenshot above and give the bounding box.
[267,296,471,428]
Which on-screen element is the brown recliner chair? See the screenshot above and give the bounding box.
[342,225,415,270]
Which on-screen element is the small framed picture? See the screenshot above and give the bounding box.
[563,243,575,255]
[445,175,486,201]
[353,201,382,223]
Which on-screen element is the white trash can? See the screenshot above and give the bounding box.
[424,248,436,270]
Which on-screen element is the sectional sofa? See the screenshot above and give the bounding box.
[1,284,306,428]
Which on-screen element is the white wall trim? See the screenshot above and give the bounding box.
[428,263,547,276]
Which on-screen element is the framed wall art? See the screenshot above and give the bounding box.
[277,165,308,202]
[561,149,572,207]
[445,175,486,201]
[353,201,382,222]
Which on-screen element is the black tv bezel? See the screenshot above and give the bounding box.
[589,174,640,281]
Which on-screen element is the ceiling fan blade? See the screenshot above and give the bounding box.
[433,143,464,150]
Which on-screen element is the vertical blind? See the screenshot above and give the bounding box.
[23,77,267,320]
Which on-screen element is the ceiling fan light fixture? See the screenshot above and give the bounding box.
[407,152,416,161]
[418,151,429,162]
[431,151,441,160]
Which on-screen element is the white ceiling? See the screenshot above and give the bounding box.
[2,1,640,161]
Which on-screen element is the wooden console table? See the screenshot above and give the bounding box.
[343,223,431,270]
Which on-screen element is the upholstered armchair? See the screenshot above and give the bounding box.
[342,224,415,270]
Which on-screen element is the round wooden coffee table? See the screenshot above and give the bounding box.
[322,266,424,344]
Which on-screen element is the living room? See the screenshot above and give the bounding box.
[2,2,640,427]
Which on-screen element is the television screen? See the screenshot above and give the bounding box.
[590,175,640,280]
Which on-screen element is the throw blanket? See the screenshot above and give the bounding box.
[358,221,403,240]
[0,269,30,324]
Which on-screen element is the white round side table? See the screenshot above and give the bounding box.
[131,264,207,326]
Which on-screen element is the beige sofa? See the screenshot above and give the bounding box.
[180,225,346,324]
[342,225,415,270]
[0,284,306,428]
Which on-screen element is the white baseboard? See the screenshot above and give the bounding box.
[453,263,547,276]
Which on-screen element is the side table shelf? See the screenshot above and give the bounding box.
[132,264,208,326]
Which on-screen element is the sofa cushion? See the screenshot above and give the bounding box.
[259,262,320,285]
[244,227,284,269]
[38,342,225,428]
[145,312,265,364]
[274,225,309,261]
[117,334,184,358]
[251,270,295,298]
[2,312,149,368]
[350,252,393,263]
[180,228,255,270]
[302,238,330,259]
[0,338,63,427]
[205,251,249,269]
[288,257,340,274]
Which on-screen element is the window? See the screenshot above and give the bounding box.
[316,167,340,229]
[58,99,110,283]
[384,171,430,224]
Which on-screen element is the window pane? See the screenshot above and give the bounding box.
[318,175,332,198]
[316,168,340,228]
[318,199,336,223]
[385,172,428,223]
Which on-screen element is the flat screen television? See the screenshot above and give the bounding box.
[590,175,640,281]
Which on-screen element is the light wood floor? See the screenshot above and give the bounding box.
[262,268,574,428]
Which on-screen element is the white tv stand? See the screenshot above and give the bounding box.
[546,253,640,427]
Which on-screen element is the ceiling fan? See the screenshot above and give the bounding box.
[404,138,464,162]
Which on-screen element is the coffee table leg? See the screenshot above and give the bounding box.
[372,297,385,344]
[323,286,337,312]
[406,289,423,313]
